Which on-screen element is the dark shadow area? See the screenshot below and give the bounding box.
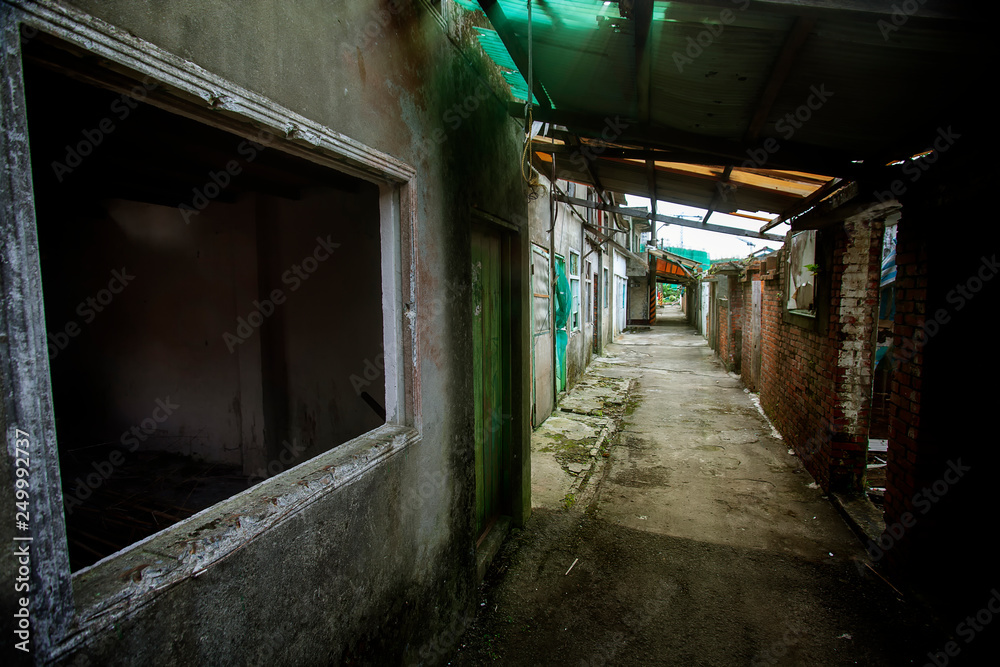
[454,508,961,666]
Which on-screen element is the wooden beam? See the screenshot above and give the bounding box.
[570,134,610,205]
[515,103,861,177]
[701,164,734,225]
[478,0,552,109]
[760,177,842,232]
[782,180,861,230]
[554,192,785,242]
[533,140,730,166]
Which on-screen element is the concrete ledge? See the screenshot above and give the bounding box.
[477,516,511,582]
[830,491,884,549]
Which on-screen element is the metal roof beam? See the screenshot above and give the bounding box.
[553,192,786,242]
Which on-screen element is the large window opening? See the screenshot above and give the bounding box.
[23,45,385,570]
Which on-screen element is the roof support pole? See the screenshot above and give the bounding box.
[646,158,658,249]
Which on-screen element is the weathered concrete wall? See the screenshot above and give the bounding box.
[1,1,529,664]
[628,275,649,324]
[528,175,596,417]
[612,250,627,336]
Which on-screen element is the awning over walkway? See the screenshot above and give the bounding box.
[471,0,983,226]
[649,249,697,284]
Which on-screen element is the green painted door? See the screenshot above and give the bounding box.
[472,227,506,537]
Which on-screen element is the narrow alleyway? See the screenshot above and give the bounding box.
[453,305,934,666]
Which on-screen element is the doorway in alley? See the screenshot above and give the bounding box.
[471,224,513,541]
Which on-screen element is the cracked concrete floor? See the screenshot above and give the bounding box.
[451,305,943,667]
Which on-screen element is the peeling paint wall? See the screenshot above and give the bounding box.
[528,175,598,421]
[0,1,530,664]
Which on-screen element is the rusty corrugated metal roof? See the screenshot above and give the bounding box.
[470,0,984,226]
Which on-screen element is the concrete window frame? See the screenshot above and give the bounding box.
[0,2,419,659]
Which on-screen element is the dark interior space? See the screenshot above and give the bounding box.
[22,42,386,571]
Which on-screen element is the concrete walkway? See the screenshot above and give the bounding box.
[453,305,932,666]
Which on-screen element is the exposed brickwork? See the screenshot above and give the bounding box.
[882,209,929,575]
[717,300,731,366]
[729,274,743,374]
[734,208,888,494]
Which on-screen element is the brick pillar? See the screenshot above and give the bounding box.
[828,205,891,491]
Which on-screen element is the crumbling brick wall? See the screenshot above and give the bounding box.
[717,299,730,365]
[738,208,887,493]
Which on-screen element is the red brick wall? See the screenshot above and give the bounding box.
[717,300,731,365]
[729,274,743,374]
[882,210,928,574]
[736,209,887,493]
[715,275,743,373]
